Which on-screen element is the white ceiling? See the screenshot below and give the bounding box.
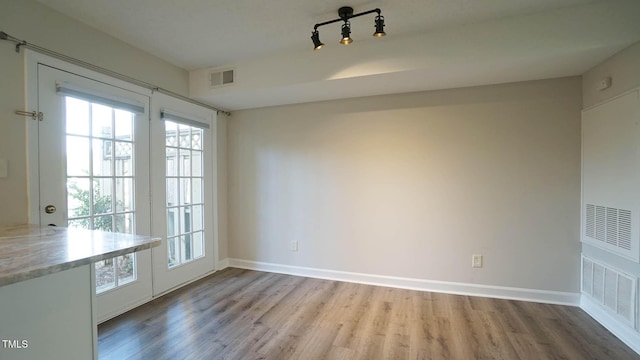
[37,0,640,111]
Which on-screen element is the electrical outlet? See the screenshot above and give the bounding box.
[472,254,483,268]
[290,241,298,252]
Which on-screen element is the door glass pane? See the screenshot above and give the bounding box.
[115,141,133,176]
[65,97,90,136]
[96,258,115,292]
[93,215,113,232]
[93,139,113,176]
[166,178,178,206]
[192,178,203,204]
[182,235,192,262]
[180,149,191,176]
[165,121,177,146]
[165,120,206,268]
[180,179,191,205]
[117,253,135,285]
[192,129,203,150]
[166,148,177,176]
[66,136,90,176]
[115,213,134,234]
[179,124,191,147]
[114,110,133,139]
[67,178,91,218]
[92,103,113,138]
[192,151,202,176]
[64,95,138,294]
[167,208,178,237]
[94,179,113,215]
[192,205,203,231]
[116,178,133,212]
[168,236,180,267]
[68,218,87,229]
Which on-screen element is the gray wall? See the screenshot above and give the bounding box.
[228,77,583,292]
[0,0,188,224]
[583,41,640,109]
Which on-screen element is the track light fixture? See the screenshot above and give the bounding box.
[311,30,324,50]
[374,15,386,37]
[311,6,385,50]
[340,21,353,45]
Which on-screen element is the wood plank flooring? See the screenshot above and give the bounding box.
[98,268,639,360]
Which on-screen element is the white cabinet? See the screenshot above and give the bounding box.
[0,225,160,360]
[0,265,96,360]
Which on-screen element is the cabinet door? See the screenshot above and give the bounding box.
[0,265,95,360]
[582,90,640,261]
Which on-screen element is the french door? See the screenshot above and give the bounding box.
[37,64,152,322]
[32,58,217,320]
[151,93,216,295]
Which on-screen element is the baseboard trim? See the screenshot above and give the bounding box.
[581,295,640,355]
[97,296,152,324]
[227,258,580,306]
[153,268,219,299]
[217,258,230,271]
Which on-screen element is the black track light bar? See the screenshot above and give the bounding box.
[311,6,385,50]
[313,7,381,31]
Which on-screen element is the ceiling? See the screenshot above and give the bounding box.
[37,0,640,111]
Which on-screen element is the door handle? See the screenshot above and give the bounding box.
[44,205,57,214]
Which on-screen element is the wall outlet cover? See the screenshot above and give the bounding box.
[472,254,483,268]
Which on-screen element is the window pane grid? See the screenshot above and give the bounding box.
[64,96,137,294]
[165,120,205,268]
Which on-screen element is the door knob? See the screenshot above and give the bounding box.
[44,205,57,214]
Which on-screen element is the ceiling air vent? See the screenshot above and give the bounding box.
[209,68,235,88]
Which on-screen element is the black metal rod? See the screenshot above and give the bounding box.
[314,8,381,30]
[0,30,231,116]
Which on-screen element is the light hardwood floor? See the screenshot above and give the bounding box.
[98,268,639,360]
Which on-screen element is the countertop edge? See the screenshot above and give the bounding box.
[0,238,161,287]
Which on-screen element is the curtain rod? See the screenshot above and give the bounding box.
[0,31,231,117]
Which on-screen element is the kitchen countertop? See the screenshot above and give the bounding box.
[0,224,161,287]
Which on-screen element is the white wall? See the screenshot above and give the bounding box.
[581,41,640,289]
[228,77,582,293]
[0,0,189,224]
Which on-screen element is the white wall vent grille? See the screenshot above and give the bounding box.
[581,256,637,327]
[586,204,595,238]
[209,69,235,88]
[619,210,632,251]
[584,204,633,252]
